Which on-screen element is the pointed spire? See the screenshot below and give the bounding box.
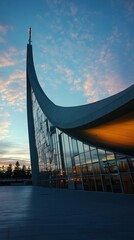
[28,27,32,44]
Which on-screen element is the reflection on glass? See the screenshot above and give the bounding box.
[77,141,84,154]
[82,164,88,176]
[121,174,134,193]
[91,149,99,162]
[128,158,134,171]
[93,163,101,174]
[111,175,122,192]
[84,144,90,152]
[74,178,83,190]
[103,175,112,192]
[95,176,103,191]
[87,163,93,175]
[72,139,79,156]
[117,159,129,172]
[88,176,96,191]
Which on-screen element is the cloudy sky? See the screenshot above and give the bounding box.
[0,0,134,167]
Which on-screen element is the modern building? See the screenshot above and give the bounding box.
[26,36,134,193]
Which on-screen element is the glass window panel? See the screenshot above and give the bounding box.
[74,155,80,166]
[77,141,84,154]
[83,144,90,152]
[63,134,72,171]
[91,149,99,162]
[95,176,103,191]
[75,166,81,176]
[97,149,106,161]
[117,159,129,172]
[74,155,81,176]
[106,152,118,173]
[93,163,101,174]
[111,175,122,192]
[87,163,93,175]
[72,139,79,156]
[85,151,91,164]
[81,164,88,176]
[121,174,134,193]
[83,178,90,191]
[79,153,86,165]
[98,150,107,174]
[128,158,134,171]
[103,175,112,192]
[61,134,68,175]
[74,178,83,190]
[88,176,96,191]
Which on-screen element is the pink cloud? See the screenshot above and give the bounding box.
[0,57,16,67]
[0,46,25,68]
[0,47,24,68]
[82,70,125,104]
[0,112,11,140]
[0,70,26,111]
[83,74,94,96]
[100,72,125,96]
[83,74,99,103]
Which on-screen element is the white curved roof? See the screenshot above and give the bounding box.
[27,44,134,156]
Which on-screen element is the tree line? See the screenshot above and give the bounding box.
[0,161,32,179]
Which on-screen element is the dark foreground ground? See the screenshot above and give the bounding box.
[0,186,134,240]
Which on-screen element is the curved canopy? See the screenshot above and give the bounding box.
[27,43,134,156]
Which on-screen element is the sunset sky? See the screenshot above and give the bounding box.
[0,0,134,167]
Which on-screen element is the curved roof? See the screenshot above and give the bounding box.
[27,43,134,156]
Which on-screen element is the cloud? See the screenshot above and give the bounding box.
[0,140,30,166]
[0,25,13,44]
[55,65,74,84]
[106,26,121,45]
[0,112,11,140]
[0,70,26,111]
[0,25,13,35]
[82,70,125,103]
[70,78,82,91]
[126,0,134,18]
[0,47,24,68]
[70,4,78,16]
[100,72,125,96]
[83,74,99,103]
[0,57,16,67]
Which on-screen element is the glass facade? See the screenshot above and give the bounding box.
[31,91,134,194]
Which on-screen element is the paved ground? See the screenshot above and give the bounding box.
[0,186,134,240]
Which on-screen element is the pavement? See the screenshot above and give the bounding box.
[0,186,134,240]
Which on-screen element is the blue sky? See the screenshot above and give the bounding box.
[0,0,134,167]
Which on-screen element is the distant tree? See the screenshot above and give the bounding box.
[0,162,32,180]
[26,166,32,178]
[0,165,6,179]
[20,165,27,178]
[5,164,13,178]
[15,161,20,170]
[13,161,21,179]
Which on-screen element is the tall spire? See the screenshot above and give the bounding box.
[28,27,32,44]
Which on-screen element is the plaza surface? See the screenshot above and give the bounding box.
[0,186,134,240]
